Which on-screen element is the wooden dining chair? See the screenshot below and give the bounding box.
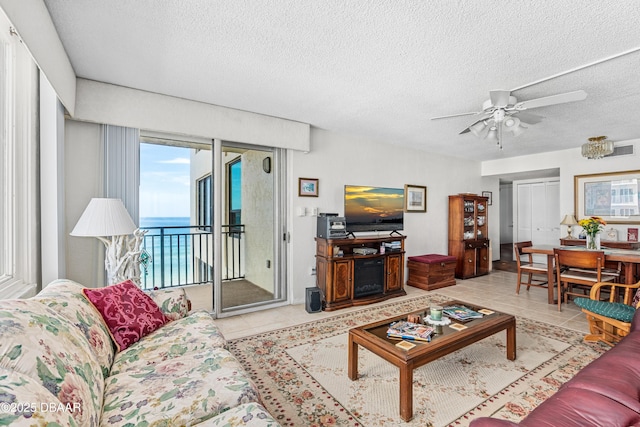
[553,248,617,311]
[574,280,640,346]
[514,241,550,295]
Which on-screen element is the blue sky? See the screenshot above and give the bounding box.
[139,143,191,218]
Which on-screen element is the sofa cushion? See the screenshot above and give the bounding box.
[198,402,281,426]
[574,297,636,322]
[34,279,116,378]
[101,310,259,426]
[509,387,640,427]
[102,346,260,426]
[109,310,226,375]
[0,367,82,426]
[83,280,170,351]
[0,299,105,426]
[147,287,190,321]
[561,330,640,413]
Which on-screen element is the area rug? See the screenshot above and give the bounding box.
[227,295,607,426]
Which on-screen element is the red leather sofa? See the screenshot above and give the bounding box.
[470,309,640,427]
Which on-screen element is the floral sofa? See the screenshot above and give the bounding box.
[0,279,280,426]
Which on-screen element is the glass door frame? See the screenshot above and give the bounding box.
[212,139,288,318]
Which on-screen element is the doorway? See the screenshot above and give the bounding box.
[214,142,287,315]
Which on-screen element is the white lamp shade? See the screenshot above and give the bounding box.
[71,198,137,237]
[560,214,578,226]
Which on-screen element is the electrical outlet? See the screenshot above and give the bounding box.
[310,267,316,275]
[266,260,271,268]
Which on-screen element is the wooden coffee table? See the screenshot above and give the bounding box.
[348,300,516,421]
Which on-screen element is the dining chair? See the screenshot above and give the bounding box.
[553,248,617,311]
[574,280,640,346]
[514,241,550,295]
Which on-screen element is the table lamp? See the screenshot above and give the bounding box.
[560,214,578,239]
[71,198,143,285]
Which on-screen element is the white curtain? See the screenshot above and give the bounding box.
[0,12,39,298]
[103,124,140,225]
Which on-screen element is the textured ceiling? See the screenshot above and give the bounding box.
[43,0,640,161]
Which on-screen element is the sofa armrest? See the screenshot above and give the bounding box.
[469,418,519,426]
[631,307,640,333]
[147,287,190,321]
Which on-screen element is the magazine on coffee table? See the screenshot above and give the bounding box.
[443,305,483,322]
[387,321,434,341]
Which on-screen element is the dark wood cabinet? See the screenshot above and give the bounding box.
[315,235,406,311]
[448,194,490,279]
[385,253,403,292]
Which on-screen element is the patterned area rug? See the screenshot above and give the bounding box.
[227,295,607,426]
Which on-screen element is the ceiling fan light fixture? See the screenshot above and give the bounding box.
[469,121,488,137]
[581,136,614,159]
[486,127,498,144]
[510,123,526,137]
[503,116,519,128]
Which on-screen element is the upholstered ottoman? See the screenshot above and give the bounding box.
[407,254,457,291]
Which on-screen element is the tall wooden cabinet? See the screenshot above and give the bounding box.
[448,194,490,279]
[315,235,406,311]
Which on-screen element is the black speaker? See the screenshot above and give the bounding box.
[305,287,322,313]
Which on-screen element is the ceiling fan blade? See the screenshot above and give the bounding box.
[431,111,480,120]
[514,111,544,125]
[489,90,511,108]
[515,90,587,110]
[459,113,492,134]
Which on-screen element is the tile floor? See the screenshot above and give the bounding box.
[215,270,589,340]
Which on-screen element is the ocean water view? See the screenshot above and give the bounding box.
[140,216,191,230]
[139,217,207,289]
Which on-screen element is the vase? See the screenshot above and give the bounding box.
[586,232,601,250]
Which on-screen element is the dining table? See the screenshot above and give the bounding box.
[521,244,640,305]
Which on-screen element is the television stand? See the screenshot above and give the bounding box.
[315,235,407,311]
[390,230,403,237]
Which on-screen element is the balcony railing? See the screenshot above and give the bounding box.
[140,224,245,290]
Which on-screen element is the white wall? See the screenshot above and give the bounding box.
[482,139,640,239]
[64,120,105,288]
[288,128,489,304]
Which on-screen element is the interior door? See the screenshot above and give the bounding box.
[515,178,560,263]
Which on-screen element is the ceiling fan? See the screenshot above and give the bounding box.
[431,89,588,149]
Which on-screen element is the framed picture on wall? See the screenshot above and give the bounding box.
[574,170,640,224]
[298,177,319,197]
[482,191,493,205]
[404,184,427,212]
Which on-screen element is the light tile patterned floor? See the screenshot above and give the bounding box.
[214,270,589,340]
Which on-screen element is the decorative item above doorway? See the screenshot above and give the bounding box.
[574,170,640,224]
[404,184,427,212]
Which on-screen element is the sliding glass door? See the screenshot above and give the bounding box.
[215,141,286,315]
[139,135,286,316]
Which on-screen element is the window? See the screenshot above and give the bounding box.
[197,174,212,227]
[228,158,242,230]
[0,15,40,299]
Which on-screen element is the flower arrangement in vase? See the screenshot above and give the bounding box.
[578,216,606,250]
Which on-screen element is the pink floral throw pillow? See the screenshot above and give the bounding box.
[83,280,169,351]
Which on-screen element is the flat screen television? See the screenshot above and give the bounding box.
[344,185,404,233]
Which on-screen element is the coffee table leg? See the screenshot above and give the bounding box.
[348,332,358,380]
[506,322,516,361]
[399,364,413,422]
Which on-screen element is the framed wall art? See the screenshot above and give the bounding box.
[482,191,493,205]
[298,177,319,197]
[404,184,427,212]
[574,170,640,224]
